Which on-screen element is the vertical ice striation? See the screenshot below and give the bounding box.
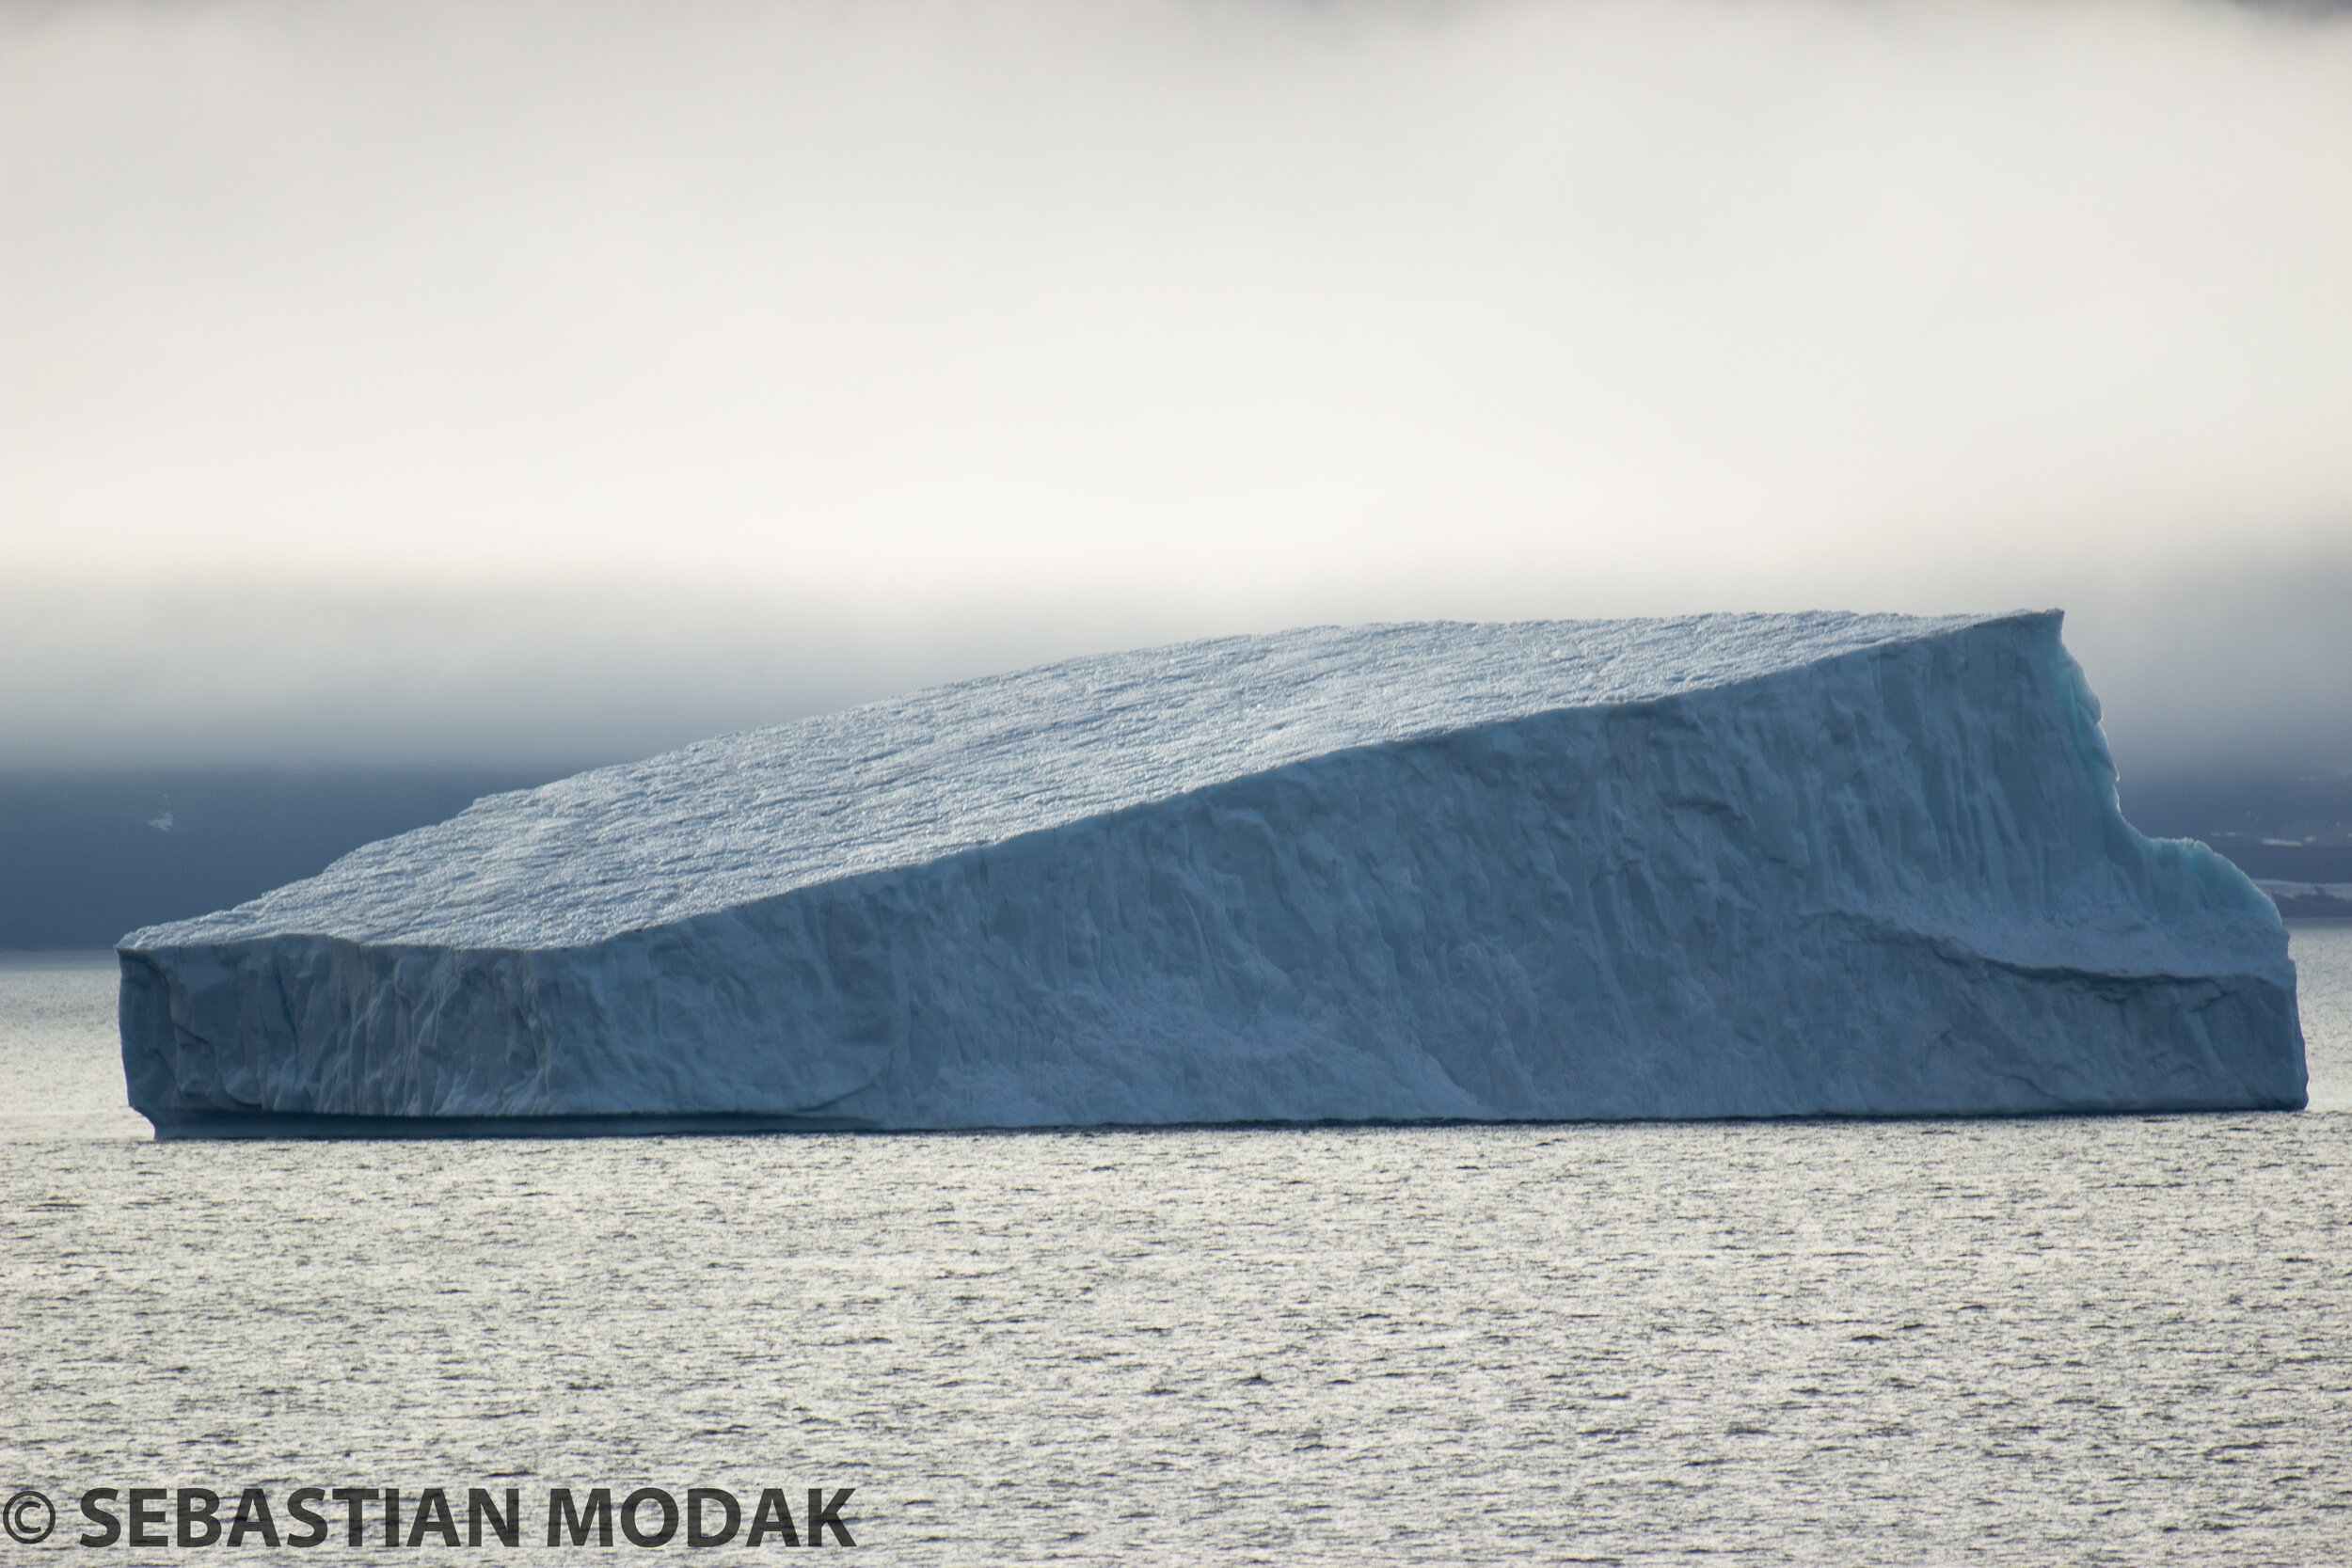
[118,611,2304,1136]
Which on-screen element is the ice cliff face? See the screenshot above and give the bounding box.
[119,612,2305,1135]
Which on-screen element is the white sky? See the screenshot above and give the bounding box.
[5,0,2351,770]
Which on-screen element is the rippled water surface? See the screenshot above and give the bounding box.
[4,929,2350,1564]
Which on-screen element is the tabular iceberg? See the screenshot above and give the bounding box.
[119,611,2305,1137]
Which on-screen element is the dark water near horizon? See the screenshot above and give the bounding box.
[4,929,2350,1563]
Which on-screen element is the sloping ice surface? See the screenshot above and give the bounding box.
[135,613,1977,951]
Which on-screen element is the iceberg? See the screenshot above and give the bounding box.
[118,611,2305,1137]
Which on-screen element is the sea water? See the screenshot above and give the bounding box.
[3,929,2348,1564]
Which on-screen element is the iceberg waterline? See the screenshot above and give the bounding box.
[119,612,2305,1136]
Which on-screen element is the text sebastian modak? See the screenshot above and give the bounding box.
[17,1485,854,1549]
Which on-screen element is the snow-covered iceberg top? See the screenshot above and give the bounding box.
[131,612,1983,951]
[119,610,2305,1134]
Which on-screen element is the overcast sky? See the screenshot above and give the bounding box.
[6,0,2350,777]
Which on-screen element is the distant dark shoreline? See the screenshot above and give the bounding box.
[4,764,2348,950]
[2200,836,2352,884]
[0,768,573,950]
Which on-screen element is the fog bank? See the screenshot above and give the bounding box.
[6,558,2349,777]
[6,0,2350,773]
